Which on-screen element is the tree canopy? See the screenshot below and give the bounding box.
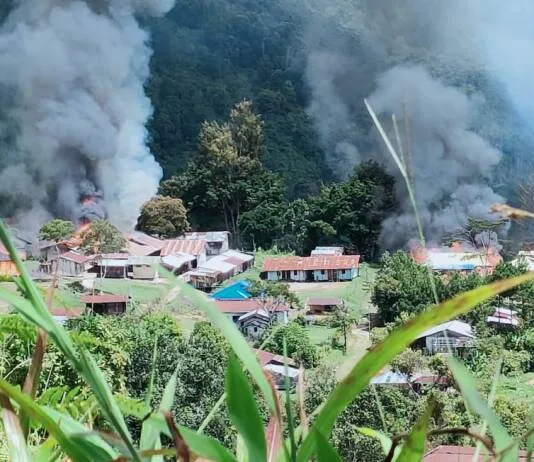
[39,219,75,243]
[137,195,190,238]
[79,220,126,254]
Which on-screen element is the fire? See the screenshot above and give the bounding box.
[67,222,91,249]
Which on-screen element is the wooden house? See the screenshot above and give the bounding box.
[81,294,128,315]
[92,254,129,278]
[254,349,300,389]
[160,238,206,266]
[261,255,360,282]
[57,251,93,277]
[127,256,161,280]
[307,297,342,314]
[0,243,18,277]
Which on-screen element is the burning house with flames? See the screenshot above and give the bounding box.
[411,242,502,275]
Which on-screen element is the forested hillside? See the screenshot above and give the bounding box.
[144,0,332,198]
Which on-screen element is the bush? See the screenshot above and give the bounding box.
[263,321,319,367]
[390,349,427,378]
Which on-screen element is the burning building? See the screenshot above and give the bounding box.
[0,0,176,232]
[411,242,502,275]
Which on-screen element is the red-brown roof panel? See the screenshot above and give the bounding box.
[214,299,289,313]
[81,294,128,304]
[262,255,360,272]
[160,239,206,257]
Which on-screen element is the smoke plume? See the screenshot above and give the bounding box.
[0,0,174,231]
[301,0,533,247]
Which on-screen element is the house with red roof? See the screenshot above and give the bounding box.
[214,299,289,338]
[254,348,300,389]
[261,255,360,282]
[160,238,206,266]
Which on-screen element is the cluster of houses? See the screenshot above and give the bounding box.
[34,230,254,290]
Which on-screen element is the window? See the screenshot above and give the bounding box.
[293,270,298,276]
[320,269,325,275]
[254,327,258,332]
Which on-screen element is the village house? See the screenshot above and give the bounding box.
[161,253,196,275]
[39,241,70,262]
[56,251,93,277]
[210,280,252,300]
[424,446,528,461]
[310,246,344,256]
[127,256,161,280]
[81,294,128,315]
[487,307,519,328]
[184,231,230,256]
[91,254,129,278]
[160,238,206,266]
[511,250,534,272]
[214,299,289,338]
[254,349,300,389]
[261,255,360,282]
[307,297,343,314]
[124,231,164,257]
[411,245,502,275]
[0,243,18,277]
[412,320,475,355]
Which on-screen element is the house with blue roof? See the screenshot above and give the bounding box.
[210,280,252,300]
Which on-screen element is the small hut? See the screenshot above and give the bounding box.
[81,294,128,315]
[0,243,18,277]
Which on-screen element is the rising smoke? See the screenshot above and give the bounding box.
[301,0,532,248]
[0,0,174,232]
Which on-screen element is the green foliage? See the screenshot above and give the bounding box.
[390,349,427,379]
[372,250,440,324]
[38,219,75,243]
[79,219,126,254]
[247,279,300,307]
[136,195,190,238]
[263,321,319,367]
[329,304,356,354]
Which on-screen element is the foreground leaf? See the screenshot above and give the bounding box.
[0,393,31,462]
[395,399,434,462]
[226,355,266,462]
[179,426,237,462]
[448,357,517,461]
[296,275,534,461]
[314,429,342,462]
[355,427,392,456]
[163,271,277,415]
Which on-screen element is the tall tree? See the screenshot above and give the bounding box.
[39,219,75,243]
[80,220,126,254]
[137,196,190,238]
[161,100,285,248]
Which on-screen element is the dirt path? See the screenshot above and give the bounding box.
[336,326,371,379]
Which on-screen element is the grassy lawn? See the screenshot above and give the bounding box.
[94,279,168,303]
[497,373,534,406]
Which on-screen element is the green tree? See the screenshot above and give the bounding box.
[79,220,126,254]
[390,348,427,379]
[161,100,285,248]
[329,303,356,354]
[39,219,75,243]
[247,279,300,308]
[136,195,190,239]
[372,250,442,324]
[263,321,319,367]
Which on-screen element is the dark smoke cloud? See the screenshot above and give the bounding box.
[0,0,175,232]
[299,0,529,247]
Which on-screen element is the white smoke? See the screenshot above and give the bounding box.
[0,0,174,231]
[299,0,530,247]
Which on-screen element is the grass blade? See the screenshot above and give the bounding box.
[0,379,96,462]
[314,428,342,462]
[296,275,534,461]
[447,357,517,461]
[355,427,392,456]
[162,271,277,415]
[0,393,31,462]
[395,399,434,462]
[180,426,237,462]
[145,335,159,408]
[226,355,267,462]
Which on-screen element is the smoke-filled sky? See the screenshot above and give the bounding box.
[0,0,174,232]
[301,0,534,247]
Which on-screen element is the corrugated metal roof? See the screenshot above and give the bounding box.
[100,253,129,260]
[424,446,528,461]
[254,348,296,367]
[81,294,128,303]
[161,254,195,269]
[125,231,164,249]
[98,259,128,267]
[311,246,344,256]
[214,299,289,313]
[127,241,160,256]
[127,256,161,265]
[60,251,92,264]
[201,257,235,274]
[221,250,254,262]
[416,320,474,340]
[262,255,360,272]
[184,231,229,242]
[160,239,205,257]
